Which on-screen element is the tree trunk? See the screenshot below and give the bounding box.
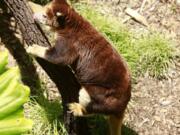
[0,2,40,95]
[0,0,89,135]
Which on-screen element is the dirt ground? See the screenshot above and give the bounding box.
[88,0,180,135]
[0,0,180,135]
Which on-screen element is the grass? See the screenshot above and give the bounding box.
[24,96,67,135]
[133,33,173,78]
[25,1,174,135]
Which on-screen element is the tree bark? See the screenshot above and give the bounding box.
[0,0,89,135]
[0,2,40,95]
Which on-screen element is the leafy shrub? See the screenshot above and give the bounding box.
[0,50,32,135]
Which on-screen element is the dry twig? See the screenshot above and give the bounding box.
[140,0,147,13]
[125,7,149,27]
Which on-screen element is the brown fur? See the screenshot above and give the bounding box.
[31,0,131,134]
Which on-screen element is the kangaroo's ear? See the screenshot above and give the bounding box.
[56,12,63,17]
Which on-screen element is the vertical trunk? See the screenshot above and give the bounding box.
[0,0,90,135]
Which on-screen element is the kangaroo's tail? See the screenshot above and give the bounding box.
[108,114,124,135]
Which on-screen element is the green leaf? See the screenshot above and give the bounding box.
[0,50,8,74]
[0,50,33,135]
[0,118,33,135]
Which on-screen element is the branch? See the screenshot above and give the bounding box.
[125,7,149,27]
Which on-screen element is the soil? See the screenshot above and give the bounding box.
[0,0,179,135]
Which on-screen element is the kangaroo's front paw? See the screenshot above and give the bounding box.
[26,45,36,54]
[26,44,48,58]
[68,102,86,116]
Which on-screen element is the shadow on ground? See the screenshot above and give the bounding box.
[87,115,138,135]
[122,125,138,135]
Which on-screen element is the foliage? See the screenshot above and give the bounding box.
[0,51,32,135]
